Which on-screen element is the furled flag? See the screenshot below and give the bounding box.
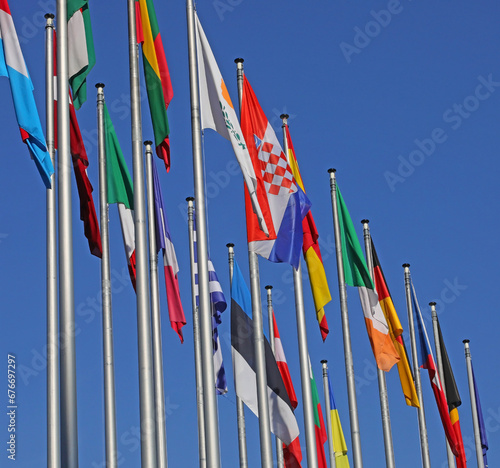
[309,358,327,468]
[336,186,399,371]
[436,317,467,468]
[272,311,302,467]
[193,213,227,394]
[194,13,268,237]
[231,261,299,443]
[371,239,418,406]
[241,77,311,269]
[472,363,488,467]
[0,0,54,188]
[136,0,173,171]
[286,125,331,340]
[151,154,186,342]
[411,282,461,458]
[68,0,95,109]
[104,102,136,289]
[53,30,102,258]
[327,370,350,468]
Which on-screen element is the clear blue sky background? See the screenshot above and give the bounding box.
[1,0,499,467]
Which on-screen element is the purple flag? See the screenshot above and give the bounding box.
[472,363,488,467]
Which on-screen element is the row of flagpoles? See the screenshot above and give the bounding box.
[0,0,490,467]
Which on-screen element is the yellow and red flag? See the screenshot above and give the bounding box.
[371,239,419,406]
[286,126,331,340]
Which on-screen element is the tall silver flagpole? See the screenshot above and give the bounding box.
[430,302,455,468]
[402,264,431,468]
[188,198,207,468]
[127,1,157,465]
[96,84,118,468]
[56,1,78,465]
[361,220,395,468]
[328,168,363,468]
[281,115,318,468]
[321,360,337,468]
[227,243,248,468]
[234,57,274,468]
[144,141,168,468]
[186,2,221,465]
[463,340,485,468]
[265,285,284,468]
[45,14,60,468]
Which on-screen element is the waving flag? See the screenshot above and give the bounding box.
[231,262,299,443]
[193,214,227,394]
[309,359,327,468]
[436,317,467,468]
[104,102,136,289]
[411,283,461,458]
[272,311,302,467]
[241,77,310,269]
[327,371,350,468]
[53,31,102,258]
[337,186,399,371]
[0,0,54,188]
[371,239,418,406]
[136,0,173,171]
[152,155,186,342]
[68,0,95,109]
[195,14,268,237]
[286,125,331,340]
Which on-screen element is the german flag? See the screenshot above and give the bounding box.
[286,125,331,340]
[371,239,419,407]
[437,318,467,468]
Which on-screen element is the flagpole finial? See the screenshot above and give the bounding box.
[429,301,436,306]
[234,58,244,64]
[361,219,369,225]
[95,83,105,94]
[226,243,234,248]
[463,339,470,344]
[265,285,273,290]
[280,114,289,120]
[144,140,153,146]
[402,263,410,268]
[328,168,336,173]
[320,359,328,364]
[45,13,55,20]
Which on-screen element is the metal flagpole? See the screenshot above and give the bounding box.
[431,302,455,468]
[361,220,396,468]
[234,57,274,468]
[402,264,431,468]
[463,340,485,468]
[187,198,207,468]
[45,14,60,468]
[56,2,78,465]
[144,141,168,468]
[227,243,249,468]
[321,360,337,468]
[96,84,118,468]
[186,2,222,465]
[127,1,157,465]
[328,168,363,468]
[280,115,318,468]
[265,285,284,468]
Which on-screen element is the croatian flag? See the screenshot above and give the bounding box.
[192,214,228,395]
[241,76,310,269]
[0,0,54,187]
[152,155,186,342]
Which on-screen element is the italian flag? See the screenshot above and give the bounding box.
[136,0,173,171]
[67,0,95,109]
[309,358,327,468]
[104,102,136,289]
[336,186,400,372]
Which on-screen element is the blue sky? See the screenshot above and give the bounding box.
[1,0,499,466]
